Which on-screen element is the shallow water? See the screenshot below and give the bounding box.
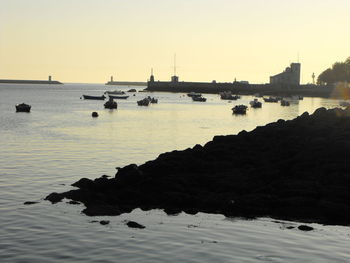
[0,83,349,262]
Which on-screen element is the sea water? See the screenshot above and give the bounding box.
[0,83,349,262]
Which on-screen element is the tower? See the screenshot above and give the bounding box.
[150,68,155,82]
[171,53,179,83]
[49,76,52,82]
[111,76,114,82]
[312,73,315,84]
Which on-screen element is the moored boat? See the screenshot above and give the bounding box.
[147,96,158,103]
[249,99,262,108]
[83,95,106,100]
[192,96,207,102]
[137,98,150,106]
[104,97,118,109]
[220,91,240,100]
[108,94,129,99]
[232,105,248,114]
[263,97,278,103]
[105,90,125,95]
[280,99,290,106]
[15,103,31,112]
[187,92,202,98]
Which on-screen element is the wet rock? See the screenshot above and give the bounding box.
[126,221,145,229]
[83,204,121,216]
[68,200,80,205]
[45,192,64,204]
[23,201,38,205]
[298,225,314,231]
[100,220,110,225]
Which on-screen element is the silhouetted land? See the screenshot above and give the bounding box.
[0,79,62,84]
[47,107,350,226]
[106,81,147,86]
[146,81,344,98]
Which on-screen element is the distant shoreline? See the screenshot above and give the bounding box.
[0,79,62,85]
[146,81,345,99]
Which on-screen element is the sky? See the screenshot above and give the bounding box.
[0,0,349,84]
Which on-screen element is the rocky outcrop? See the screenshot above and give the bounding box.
[46,107,350,226]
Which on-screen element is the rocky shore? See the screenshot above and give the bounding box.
[46,107,350,226]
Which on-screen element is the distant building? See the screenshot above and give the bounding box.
[270,63,301,86]
[49,76,52,82]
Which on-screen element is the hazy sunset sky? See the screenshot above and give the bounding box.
[1,0,349,83]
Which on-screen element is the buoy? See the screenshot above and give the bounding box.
[92,112,98,117]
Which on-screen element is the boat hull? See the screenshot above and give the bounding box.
[83,95,106,100]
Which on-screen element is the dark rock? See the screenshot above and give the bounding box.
[92,112,98,117]
[126,221,145,229]
[68,200,80,205]
[72,178,94,189]
[45,192,64,204]
[45,107,350,226]
[298,225,314,231]
[23,201,38,205]
[100,220,110,225]
[83,204,121,216]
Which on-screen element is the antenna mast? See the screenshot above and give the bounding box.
[174,53,177,76]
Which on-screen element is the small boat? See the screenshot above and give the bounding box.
[249,99,262,108]
[92,112,99,117]
[105,90,125,95]
[127,89,137,92]
[147,96,158,104]
[280,100,290,106]
[187,92,202,98]
[83,95,106,100]
[192,96,207,102]
[137,98,150,106]
[104,98,118,109]
[220,91,240,100]
[291,95,303,101]
[263,97,278,103]
[232,105,248,114]
[16,103,31,112]
[108,94,129,99]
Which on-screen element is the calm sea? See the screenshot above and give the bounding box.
[0,83,349,262]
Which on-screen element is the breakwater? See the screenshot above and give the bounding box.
[146,81,342,98]
[0,79,62,85]
[106,81,147,86]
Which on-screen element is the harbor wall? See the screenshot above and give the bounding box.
[0,79,62,85]
[146,81,344,98]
